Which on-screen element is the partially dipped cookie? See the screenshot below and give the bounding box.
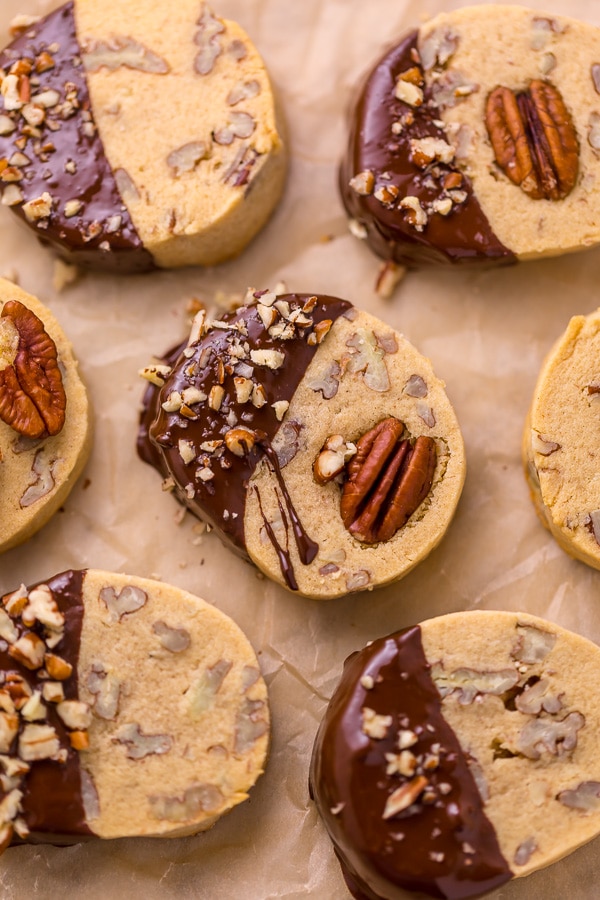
[0,2,285,271]
[342,6,600,267]
[524,308,600,570]
[0,569,269,847]
[310,611,600,900]
[0,277,91,553]
[138,291,465,599]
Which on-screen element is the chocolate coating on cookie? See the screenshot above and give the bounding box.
[1,1,286,270]
[0,568,270,847]
[340,30,514,267]
[139,294,466,598]
[0,569,91,841]
[138,294,351,582]
[0,3,152,271]
[309,627,511,899]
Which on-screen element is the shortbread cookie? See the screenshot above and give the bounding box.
[341,6,600,267]
[523,308,600,569]
[310,610,600,900]
[0,278,91,553]
[0,2,285,271]
[138,291,465,599]
[0,569,269,848]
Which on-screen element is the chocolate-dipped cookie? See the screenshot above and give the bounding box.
[310,611,600,900]
[0,277,91,553]
[0,2,285,271]
[138,291,465,599]
[341,6,600,268]
[0,569,269,848]
[523,307,600,570]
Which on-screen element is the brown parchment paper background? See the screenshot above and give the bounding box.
[2,0,600,897]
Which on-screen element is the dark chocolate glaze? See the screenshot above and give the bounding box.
[309,627,512,900]
[137,294,351,587]
[340,31,515,267]
[0,569,91,840]
[138,341,185,473]
[0,3,153,272]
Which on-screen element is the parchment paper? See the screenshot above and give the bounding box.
[2,0,600,897]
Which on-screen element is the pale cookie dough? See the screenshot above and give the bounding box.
[524,308,600,570]
[138,291,466,599]
[310,610,600,900]
[0,569,269,848]
[0,2,285,271]
[342,5,600,267]
[0,277,91,553]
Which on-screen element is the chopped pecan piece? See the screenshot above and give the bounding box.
[0,300,66,438]
[382,775,429,819]
[113,723,172,759]
[340,418,437,543]
[313,434,357,485]
[485,80,579,201]
[81,36,170,74]
[557,781,600,812]
[516,711,584,760]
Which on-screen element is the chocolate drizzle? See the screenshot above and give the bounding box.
[0,3,153,271]
[137,294,350,588]
[340,30,515,267]
[0,569,91,840]
[260,440,319,568]
[253,440,319,589]
[255,486,298,591]
[309,627,512,900]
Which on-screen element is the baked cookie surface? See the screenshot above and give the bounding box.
[524,307,600,570]
[0,277,91,553]
[341,5,600,267]
[0,1,285,271]
[138,291,466,599]
[0,568,269,847]
[310,611,600,899]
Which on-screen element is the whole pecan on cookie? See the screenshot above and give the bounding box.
[0,300,66,439]
[485,80,579,200]
[338,417,437,543]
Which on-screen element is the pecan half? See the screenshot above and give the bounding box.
[0,300,66,438]
[485,80,579,200]
[340,418,436,543]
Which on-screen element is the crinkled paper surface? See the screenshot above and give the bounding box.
[2,0,600,897]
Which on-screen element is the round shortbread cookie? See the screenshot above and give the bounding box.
[341,5,600,267]
[0,569,269,848]
[0,2,286,271]
[310,611,600,900]
[0,277,91,554]
[524,307,600,570]
[138,291,466,599]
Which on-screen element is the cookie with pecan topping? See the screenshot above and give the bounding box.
[0,1,285,271]
[0,277,91,553]
[0,568,269,849]
[310,610,600,899]
[524,307,600,570]
[138,290,465,598]
[342,6,600,272]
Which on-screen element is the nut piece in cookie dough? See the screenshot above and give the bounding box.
[341,5,600,268]
[523,306,600,570]
[0,277,91,554]
[0,1,286,271]
[310,610,600,900]
[0,569,269,848]
[138,291,465,599]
